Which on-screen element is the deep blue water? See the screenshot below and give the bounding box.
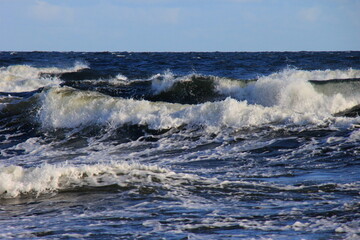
[1,51,360,239]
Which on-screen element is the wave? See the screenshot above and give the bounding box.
[149,71,228,104]
[1,160,358,200]
[310,78,360,97]
[39,86,187,129]
[215,68,360,106]
[0,62,88,92]
[58,69,250,104]
[55,68,360,106]
[115,68,360,105]
[38,85,359,132]
[0,162,198,198]
[37,68,360,131]
[3,67,360,132]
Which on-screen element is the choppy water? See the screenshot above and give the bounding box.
[1,51,360,239]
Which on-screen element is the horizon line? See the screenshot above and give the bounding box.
[1,50,360,53]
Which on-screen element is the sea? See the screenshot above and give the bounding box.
[0,51,360,240]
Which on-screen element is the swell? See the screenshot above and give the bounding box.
[60,71,238,104]
[148,75,226,104]
[0,90,41,156]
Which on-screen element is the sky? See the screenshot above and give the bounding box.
[0,0,359,52]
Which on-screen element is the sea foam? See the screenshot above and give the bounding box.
[38,69,360,131]
[0,62,88,92]
[0,162,196,198]
[215,68,360,107]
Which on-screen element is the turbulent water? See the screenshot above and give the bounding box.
[1,51,360,239]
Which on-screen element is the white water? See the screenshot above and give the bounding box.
[0,161,200,198]
[38,68,360,131]
[0,62,88,92]
[151,69,185,94]
[215,68,360,107]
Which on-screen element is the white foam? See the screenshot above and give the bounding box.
[0,162,196,198]
[39,81,360,132]
[38,86,283,130]
[115,73,128,81]
[150,71,231,95]
[261,68,360,82]
[219,68,357,99]
[0,62,88,92]
[349,129,360,142]
[151,69,184,94]
[103,74,130,86]
[216,68,360,117]
[36,68,360,132]
[39,87,187,129]
[148,69,360,123]
[149,68,360,106]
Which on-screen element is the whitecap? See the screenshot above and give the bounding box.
[0,62,88,92]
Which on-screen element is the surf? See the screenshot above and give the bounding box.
[0,161,201,198]
[0,62,88,92]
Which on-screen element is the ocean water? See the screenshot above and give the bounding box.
[0,51,360,239]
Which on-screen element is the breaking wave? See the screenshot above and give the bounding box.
[0,162,200,198]
[2,66,360,132]
[0,62,88,92]
[37,69,360,131]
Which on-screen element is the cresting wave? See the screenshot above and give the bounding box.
[0,162,200,198]
[1,66,360,131]
[0,62,88,92]
[149,68,360,96]
[215,68,360,106]
[21,66,358,104]
[38,74,360,131]
[38,86,299,130]
[2,160,358,200]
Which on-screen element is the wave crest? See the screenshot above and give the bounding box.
[0,162,196,198]
[0,62,88,92]
[10,68,360,132]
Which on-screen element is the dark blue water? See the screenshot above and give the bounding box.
[1,51,360,239]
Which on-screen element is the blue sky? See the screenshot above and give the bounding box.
[0,0,359,51]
